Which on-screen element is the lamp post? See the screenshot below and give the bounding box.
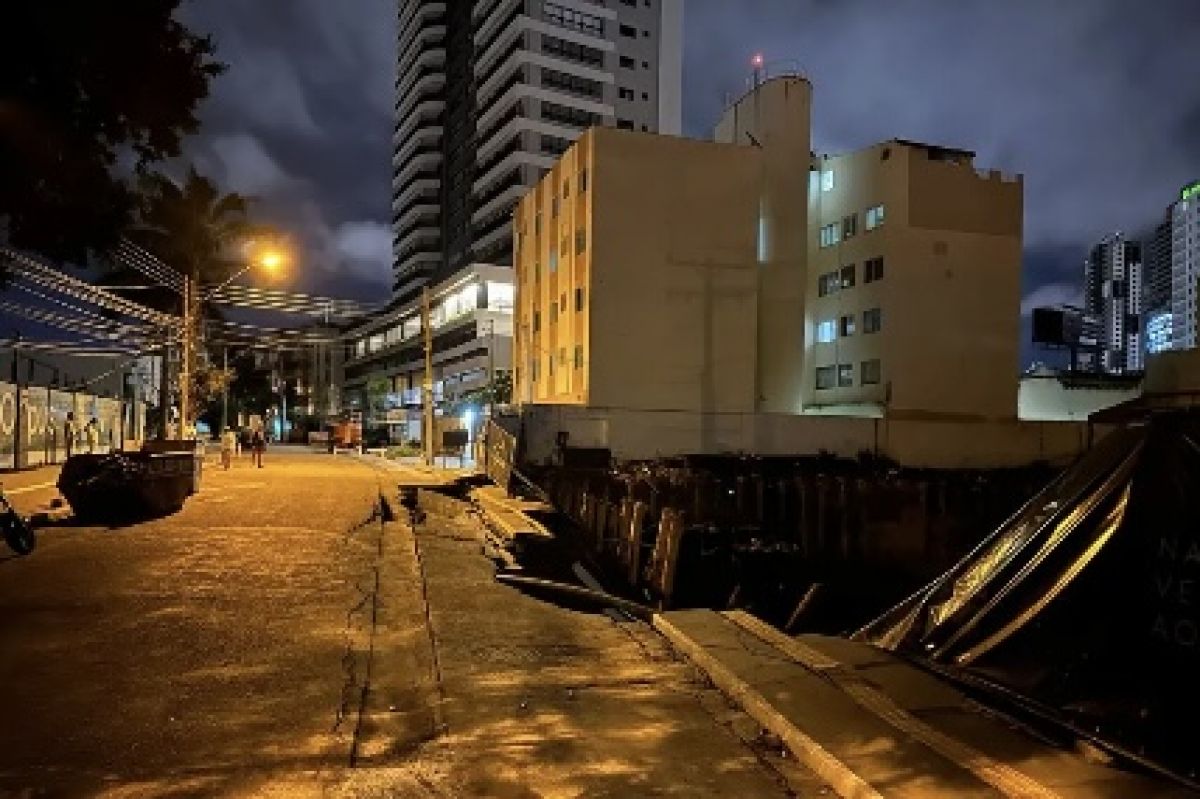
[176,242,287,437]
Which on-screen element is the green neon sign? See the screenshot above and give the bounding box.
[1183,181,1200,202]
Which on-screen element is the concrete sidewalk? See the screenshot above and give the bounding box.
[337,490,822,798]
[656,609,1194,799]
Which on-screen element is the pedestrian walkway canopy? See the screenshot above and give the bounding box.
[858,411,1200,785]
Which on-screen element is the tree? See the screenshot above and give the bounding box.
[0,1,223,262]
[131,167,256,286]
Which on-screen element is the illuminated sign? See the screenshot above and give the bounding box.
[1182,181,1200,202]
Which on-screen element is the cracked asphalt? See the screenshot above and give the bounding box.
[0,449,817,798]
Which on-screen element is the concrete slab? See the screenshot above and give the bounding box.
[656,609,1195,799]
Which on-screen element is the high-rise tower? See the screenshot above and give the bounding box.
[391,0,683,305]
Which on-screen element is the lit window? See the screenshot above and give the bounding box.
[866,204,885,230]
[549,250,558,272]
[815,366,835,390]
[838,364,853,387]
[839,314,856,337]
[821,170,834,192]
[817,320,836,343]
[819,223,841,248]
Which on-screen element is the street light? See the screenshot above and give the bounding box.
[181,238,290,436]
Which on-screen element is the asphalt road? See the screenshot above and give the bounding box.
[0,449,389,797]
[0,450,816,798]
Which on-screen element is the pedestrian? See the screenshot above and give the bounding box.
[64,411,77,458]
[250,427,266,468]
[220,427,237,470]
[84,417,100,454]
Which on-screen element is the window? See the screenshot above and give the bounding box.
[559,347,567,365]
[535,210,541,236]
[866,204,885,230]
[533,309,541,332]
[621,0,635,5]
[839,314,856,337]
[816,320,836,343]
[542,68,603,99]
[562,179,570,199]
[618,87,635,100]
[550,302,558,322]
[864,257,884,283]
[840,264,856,289]
[819,222,841,248]
[580,168,589,192]
[545,2,605,36]
[815,366,835,390]
[560,292,566,311]
[575,287,585,311]
[642,60,649,68]
[541,100,600,128]
[549,354,554,376]
[641,91,649,100]
[861,359,881,385]
[549,250,558,272]
[542,34,605,67]
[560,236,569,256]
[820,170,834,192]
[617,118,634,130]
[837,364,854,387]
[574,345,584,368]
[843,214,857,239]
[531,357,540,381]
[863,307,882,333]
[818,271,840,297]
[620,55,635,69]
[551,197,559,219]
[575,229,587,254]
[619,23,636,37]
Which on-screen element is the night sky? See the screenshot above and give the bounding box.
[180,0,1200,364]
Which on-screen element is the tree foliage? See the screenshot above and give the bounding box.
[0,1,223,261]
[130,167,256,284]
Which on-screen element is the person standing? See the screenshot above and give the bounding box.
[84,417,100,454]
[63,412,77,458]
[250,427,265,468]
[220,427,237,470]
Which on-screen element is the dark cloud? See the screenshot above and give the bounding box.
[177,0,1200,338]
[178,0,395,300]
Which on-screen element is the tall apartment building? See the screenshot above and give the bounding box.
[1083,234,1143,374]
[1144,211,1174,354]
[391,0,683,305]
[1170,180,1200,350]
[513,76,1025,425]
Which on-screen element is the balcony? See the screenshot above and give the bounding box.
[392,130,443,169]
[394,68,445,114]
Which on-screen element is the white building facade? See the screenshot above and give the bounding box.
[391,0,683,304]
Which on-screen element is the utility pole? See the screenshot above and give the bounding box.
[220,346,229,433]
[422,286,434,466]
[179,271,192,437]
[11,332,21,470]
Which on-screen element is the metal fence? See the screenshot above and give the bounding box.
[0,381,146,469]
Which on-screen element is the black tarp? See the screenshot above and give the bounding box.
[857,412,1200,781]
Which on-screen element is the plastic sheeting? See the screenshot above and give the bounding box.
[857,412,1200,780]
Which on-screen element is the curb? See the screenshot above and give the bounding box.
[652,613,884,799]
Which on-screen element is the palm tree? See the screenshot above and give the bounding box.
[124,167,260,436]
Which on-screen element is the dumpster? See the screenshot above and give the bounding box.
[57,442,202,523]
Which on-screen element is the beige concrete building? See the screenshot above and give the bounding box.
[512,75,1032,463]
